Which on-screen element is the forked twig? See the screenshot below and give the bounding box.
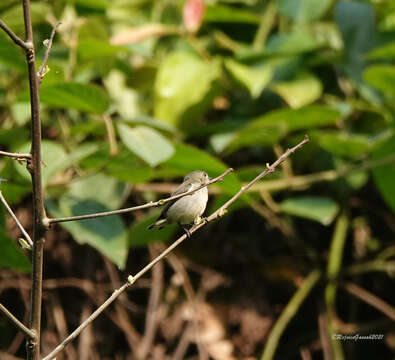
[37,21,61,83]
[0,19,30,50]
[42,135,310,360]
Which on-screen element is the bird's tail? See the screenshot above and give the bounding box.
[147,218,167,230]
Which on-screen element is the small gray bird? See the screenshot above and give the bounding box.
[148,170,210,236]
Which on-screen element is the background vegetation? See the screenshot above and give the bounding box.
[0,0,394,359]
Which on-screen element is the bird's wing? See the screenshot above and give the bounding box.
[156,181,194,220]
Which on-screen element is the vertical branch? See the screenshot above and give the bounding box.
[22,0,46,359]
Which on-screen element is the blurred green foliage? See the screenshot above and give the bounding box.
[0,0,394,270]
[0,1,394,356]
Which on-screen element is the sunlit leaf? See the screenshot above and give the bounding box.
[367,42,395,60]
[271,72,323,108]
[14,141,98,186]
[363,65,395,97]
[225,59,274,98]
[154,52,221,126]
[37,83,110,113]
[118,123,174,167]
[67,173,126,209]
[280,196,339,225]
[226,106,340,153]
[204,4,260,24]
[318,132,375,159]
[78,39,129,60]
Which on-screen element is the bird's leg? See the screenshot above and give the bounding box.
[179,223,191,238]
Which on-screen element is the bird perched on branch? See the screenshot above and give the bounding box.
[148,170,210,236]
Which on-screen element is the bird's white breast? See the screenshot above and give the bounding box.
[166,187,208,225]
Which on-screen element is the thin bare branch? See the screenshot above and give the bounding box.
[22,0,47,358]
[42,135,309,360]
[37,22,61,83]
[342,282,395,321]
[0,19,30,50]
[0,190,33,248]
[0,302,36,340]
[46,167,234,225]
[0,151,32,161]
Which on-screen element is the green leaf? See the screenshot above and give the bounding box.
[0,182,31,204]
[204,4,260,24]
[0,3,50,30]
[265,31,322,56]
[11,102,31,126]
[161,143,240,194]
[225,59,274,98]
[80,144,155,184]
[270,72,323,108]
[226,106,340,153]
[372,135,395,213]
[0,232,30,272]
[276,0,333,24]
[47,198,128,269]
[104,70,142,121]
[118,123,174,167]
[225,121,286,154]
[37,83,109,113]
[335,1,376,82]
[129,211,177,247]
[363,65,395,97]
[14,141,98,186]
[367,42,395,60]
[0,33,26,70]
[67,173,126,209]
[63,0,111,10]
[280,196,339,225]
[154,52,221,126]
[272,106,340,131]
[78,39,129,60]
[318,132,373,159]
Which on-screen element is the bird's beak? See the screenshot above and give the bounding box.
[208,177,213,181]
